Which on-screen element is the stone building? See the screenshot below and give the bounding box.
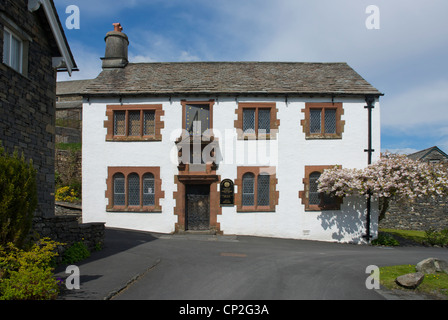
[81,24,383,243]
[407,146,448,164]
[0,0,77,217]
[56,79,92,144]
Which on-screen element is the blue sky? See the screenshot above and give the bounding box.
[54,0,448,155]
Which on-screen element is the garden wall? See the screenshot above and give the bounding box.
[55,149,82,187]
[379,197,448,231]
[32,212,105,257]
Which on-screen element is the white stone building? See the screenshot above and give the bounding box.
[81,24,383,243]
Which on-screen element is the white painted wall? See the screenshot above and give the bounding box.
[82,95,380,243]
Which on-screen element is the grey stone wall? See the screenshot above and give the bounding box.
[379,197,448,231]
[0,0,58,217]
[32,214,105,256]
[55,149,82,186]
[56,126,81,144]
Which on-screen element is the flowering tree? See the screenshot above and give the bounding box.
[317,153,448,220]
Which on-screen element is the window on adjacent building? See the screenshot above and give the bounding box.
[113,173,125,206]
[300,166,341,211]
[242,172,270,208]
[107,167,164,212]
[302,103,344,139]
[143,173,155,206]
[106,105,164,141]
[237,167,278,212]
[128,173,140,206]
[3,28,23,73]
[235,103,279,140]
[243,108,271,135]
[242,173,255,206]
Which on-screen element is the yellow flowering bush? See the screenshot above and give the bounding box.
[0,238,64,300]
[55,186,80,203]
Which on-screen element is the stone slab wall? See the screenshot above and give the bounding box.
[55,149,82,186]
[32,214,105,256]
[379,197,448,231]
[0,0,58,218]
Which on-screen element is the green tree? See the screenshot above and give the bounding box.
[0,142,38,248]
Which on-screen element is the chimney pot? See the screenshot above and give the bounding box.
[113,23,123,32]
[101,23,129,69]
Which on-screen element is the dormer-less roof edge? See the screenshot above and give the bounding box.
[28,0,77,75]
[82,91,384,98]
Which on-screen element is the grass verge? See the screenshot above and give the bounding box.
[379,228,426,244]
[380,264,448,299]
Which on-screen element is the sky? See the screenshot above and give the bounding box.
[54,0,448,155]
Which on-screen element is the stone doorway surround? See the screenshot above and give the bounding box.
[173,170,222,235]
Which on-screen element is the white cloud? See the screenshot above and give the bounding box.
[382,148,419,155]
[57,41,102,81]
[381,80,448,131]
[129,54,156,63]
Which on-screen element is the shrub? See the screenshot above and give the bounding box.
[55,186,80,203]
[424,228,448,247]
[62,241,90,264]
[0,238,62,300]
[371,233,400,246]
[0,143,37,248]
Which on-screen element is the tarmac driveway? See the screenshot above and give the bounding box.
[56,228,448,302]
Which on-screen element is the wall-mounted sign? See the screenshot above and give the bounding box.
[220,179,234,206]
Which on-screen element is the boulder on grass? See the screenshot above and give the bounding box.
[416,258,448,274]
[395,272,425,289]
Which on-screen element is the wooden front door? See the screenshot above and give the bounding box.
[185,184,210,231]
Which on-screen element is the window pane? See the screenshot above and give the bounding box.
[309,172,321,205]
[128,111,141,136]
[143,110,155,136]
[258,109,271,134]
[114,111,126,136]
[10,34,21,72]
[310,109,322,134]
[128,173,140,206]
[242,173,254,206]
[324,109,337,134]
[143,173,155,206]
[113,173,125,206]
[3,30,10,65]
[243,109,255,134]
[257,174,270,206]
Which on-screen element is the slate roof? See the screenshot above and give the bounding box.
[57,79,93,96]
[83,62,382,97]
[407,146,448,161]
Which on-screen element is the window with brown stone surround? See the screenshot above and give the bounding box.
[235,103,280,140]
[299,165,342,211]
[235,166,279,212]
[105,105,164,141]
[106,167,164,212]
[301,103,344,139]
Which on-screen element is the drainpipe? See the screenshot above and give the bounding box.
[363,95,375,242]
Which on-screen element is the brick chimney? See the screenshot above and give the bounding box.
[101,23,129,69]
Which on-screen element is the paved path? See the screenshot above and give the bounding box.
[56,228,448,302]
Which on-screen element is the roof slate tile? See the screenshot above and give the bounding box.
[83,62,382,96]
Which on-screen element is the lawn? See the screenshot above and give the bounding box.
[379,228,426,244]
[380,264,448,299]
